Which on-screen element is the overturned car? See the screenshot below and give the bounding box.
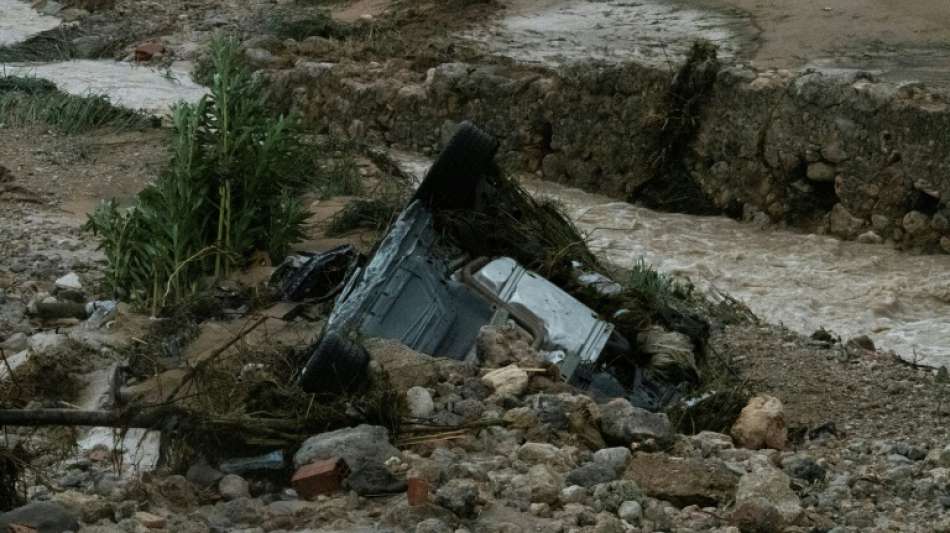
[291,122,711,411]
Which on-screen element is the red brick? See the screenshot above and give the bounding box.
[407,477,429,507]
[134,42,165,62]
[291,458,350,499]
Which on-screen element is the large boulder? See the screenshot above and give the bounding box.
[731,395,787,450]
[599,398,671,445]
[294,425,400,477]
[624,452,739,507]
[365,338,470,393]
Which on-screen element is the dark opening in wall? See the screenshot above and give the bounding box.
[540,121,554,156]
[912,190,941,215]
[786,161,839,227]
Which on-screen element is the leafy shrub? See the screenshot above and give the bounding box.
[86,35,312,314]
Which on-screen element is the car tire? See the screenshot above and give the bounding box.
[298,332,371,395]
[413,121,499,210]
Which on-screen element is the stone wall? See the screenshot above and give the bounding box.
[275,58,950,253]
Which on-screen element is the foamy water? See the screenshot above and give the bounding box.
[524,179,950,369]
[0,0,60,46]
[5,60,207,115]
[460,0,743,67]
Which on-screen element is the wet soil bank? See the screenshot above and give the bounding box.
[277,52,950,255]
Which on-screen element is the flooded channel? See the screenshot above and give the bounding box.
[523,179,950,370]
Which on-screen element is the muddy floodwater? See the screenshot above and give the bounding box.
[5,61,207,115]
[0,0,59,46]
[460,0,746,67]
[522,179,950,370]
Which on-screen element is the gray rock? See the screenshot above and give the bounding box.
[890,442,927,461]
[0,332,27,353]
[730,497,784,532]
[407,386,435,418]
[593,447,631,473]
[735,467,802,524]
[781,454,826,483]
[599,398,671,444]
[617,500,642,524]
[415,518,453,533]
[0,502,79,533]
[244,47,279,69]
[510,464,561,504]
[345,462,407,495]
[218,474,250,500]
[55,272,82,290]
[830,204,865,239]
[516,442,563,466]
[806,162,836,182]
[566,463,617,488]
[294,425,400,478]
[903,210,931,236]
[186,462,224,487]
[560,485,588,504]
[857,230,883,244]
[28,332,67,354]
[592,480,643,513]
[435,479,479,518]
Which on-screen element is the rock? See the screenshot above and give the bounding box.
[135,511,166,529]
[730,497,784,533]
[51,490,112,524]
[244,47,279,69]
[294,425,400,479]
[566,463,618,488]
[345,462,407,495]
[482,364,529,397]
[890,442,927,461]
[599,398,671,445]
[829,204,864,239]
[593,447,631,473]
[186,462,224,487]
[941,236,950,254]
[592,512,625,533]
[407,386,435,418]
[416,518,453,533]
[0,332,27,353]
[0,502,78,533]
[54,272,82,290]
[935,444,950,467]
[134,42,166,62]
[781,454,826,483]
[27,332,67,354]
[689,431,734,456]
[511,464,561,504]
[731,395,787,450]
[516,442,563,466]
[592,480,643,513]
[806,162,835,182]
[59,7,87,21]
[365,339,466,393]
[617,500,642,524]
[561,485,588,504]
[384,501,460,531]
[847,334,875,352]
[297,36,338,56]
[857,230,883,244]
[903,210,931,236]
[218,474,250,500]
[476,324,540,367]
[625,452,739,507]
[735,467,802,524]
[434,479,479,518]
[821,142,849,163]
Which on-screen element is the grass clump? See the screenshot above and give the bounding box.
[85,35,313,314]
[0,76,153,133]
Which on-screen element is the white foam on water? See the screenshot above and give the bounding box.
[0,0,60,46]
[4,60,208,115]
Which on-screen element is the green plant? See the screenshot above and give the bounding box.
[627,258,694,305]
[0,76,152,133]
[85,34,312,314]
